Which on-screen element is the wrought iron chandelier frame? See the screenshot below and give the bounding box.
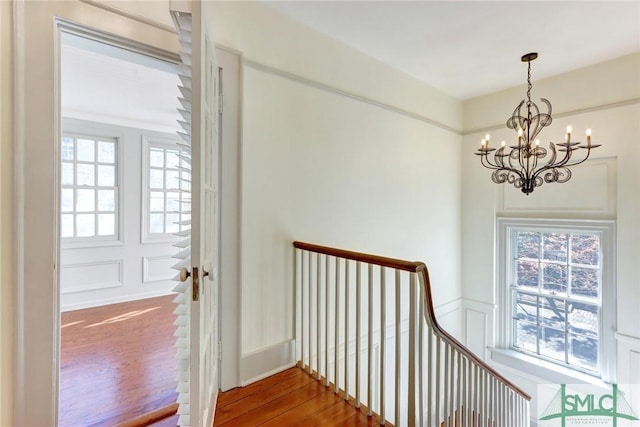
[475,52,600,194]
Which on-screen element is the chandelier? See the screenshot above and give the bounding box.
[475,52,600,194]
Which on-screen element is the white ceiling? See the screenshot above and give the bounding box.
[61,33,181,133]
[264,1,640,100]
[61,1,640,131]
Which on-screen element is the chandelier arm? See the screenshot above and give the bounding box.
[475,53,601,194]
[530,147,594,183]
[479,153,521,176]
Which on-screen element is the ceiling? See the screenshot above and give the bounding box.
[264,1,640,100]
[61,1,640,132]
[61,33,181,133]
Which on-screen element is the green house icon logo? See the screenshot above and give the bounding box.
[540,384,639,426]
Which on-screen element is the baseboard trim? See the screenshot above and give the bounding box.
[241,339,296,385]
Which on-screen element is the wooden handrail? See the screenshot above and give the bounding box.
[293,240,531,401]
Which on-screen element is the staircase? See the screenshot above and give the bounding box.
[293,241,530,426]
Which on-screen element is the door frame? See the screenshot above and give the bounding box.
[13,2,240,424]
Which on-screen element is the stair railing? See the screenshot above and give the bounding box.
[293,241,530,426]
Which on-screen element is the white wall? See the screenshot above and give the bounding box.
[207,1,464,382]
[0,1,13,424]
[461,53,640,416]
[60,118,179,310]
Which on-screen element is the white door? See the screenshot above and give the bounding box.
[171,2,220,426]
[14,2,180,425]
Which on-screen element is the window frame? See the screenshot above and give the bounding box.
[496,218,616,382]
[60,132,123,248]
[140,136,188,244]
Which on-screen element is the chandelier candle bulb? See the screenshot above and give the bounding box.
[474,52,601,194]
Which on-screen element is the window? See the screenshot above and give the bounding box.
[141,137,190,243]
[497,219,615,379]
[60,134,119,243]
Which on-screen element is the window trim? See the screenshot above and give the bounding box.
[60,132,124,249]
[140,135,185,244]
[496,218,616,382]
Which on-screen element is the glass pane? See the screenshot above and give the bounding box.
[77,139,95,162]
[568,302,598,336]
[166,192,180,211]
[540,297,566,331]
[61,214,74,238]
[166,170,180,190]
[571,234,599,266]
[76,213,95,237]
[150,169,164,189]
[515,292,537,324]
[76,164,95,186]
[150,192,164,212]
[514,319,537,353]
[61,189,74,213]
[76,189,95,212]
[61,137,74,161]
[571,267,599,298]
[150,148,164,167]
[98,190,115,212]
[61,162,74,185]
[98,165,115,187]
[98,213,115,236]
[166,150,180,168]
[166,213,179,233]
[516,231,539,259]
[150,213,165,234]
[516,260,538,288]
[98,141,115,163]
[569,334,598,371]
[542,263,567,293]
[542,233,568,262]
[540,325,565,363]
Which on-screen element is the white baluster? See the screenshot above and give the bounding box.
[380,266,386,425]
[367,263,373,416]
[325,254,329,387]
[308,250,312,374]
[316,252,321,380]
[334,257,340,394]
[344,260,350,401]
[355,261,361,408]
[418,279,424,427]
[395,269,401,426]
[408,273,416,426]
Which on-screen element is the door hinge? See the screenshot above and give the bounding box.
[192,266,200,301]
[218,66,223,115]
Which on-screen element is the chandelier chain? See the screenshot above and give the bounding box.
[526,60,532,108]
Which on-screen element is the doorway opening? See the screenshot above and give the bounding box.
[58,31,183,426]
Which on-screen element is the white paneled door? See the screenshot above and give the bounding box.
[171,1,220,426]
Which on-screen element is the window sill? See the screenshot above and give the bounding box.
[489,347,608,387]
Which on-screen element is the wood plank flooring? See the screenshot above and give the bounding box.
[60,295,177,427]
[214,368,377,426]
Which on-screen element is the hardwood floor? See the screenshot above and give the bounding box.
[60,295,177,427]
[61,298,379,426]
[214,368,379,426]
